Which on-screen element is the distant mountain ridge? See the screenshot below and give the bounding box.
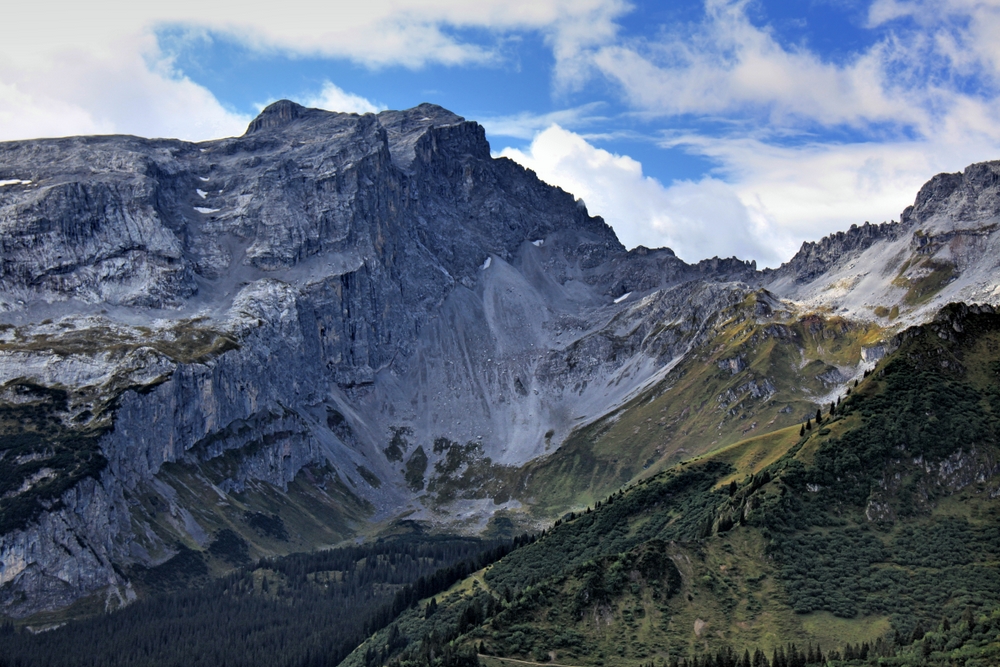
[1,101,999,617]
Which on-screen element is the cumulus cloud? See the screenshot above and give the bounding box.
[503,116,1000,268]
[301,82,385,115]
[501,125,780,265]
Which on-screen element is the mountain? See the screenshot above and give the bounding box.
[1,101,1000,620]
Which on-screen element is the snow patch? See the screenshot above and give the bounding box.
[532,239,544,247]
[194,207,220,214]
[481,257,492,270]
[0,179,30,187]
[613,292,632,304]
[196,189,207,199]
[198,176,210,182]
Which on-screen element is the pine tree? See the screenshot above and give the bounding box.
[806,419,812,431]
[799,424,805,436]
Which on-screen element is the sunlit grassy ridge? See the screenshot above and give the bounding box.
[514,291,884,517]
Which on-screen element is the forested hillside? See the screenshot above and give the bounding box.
[0,534,523,667]
[342,303,1000,667]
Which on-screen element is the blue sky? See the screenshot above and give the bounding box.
[2,0,999,266]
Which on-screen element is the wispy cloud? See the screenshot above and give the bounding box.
[580,0,1000,138]
[479,103,606,139]
[588,1,917,130]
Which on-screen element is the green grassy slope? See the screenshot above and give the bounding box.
[345,303,1000,667]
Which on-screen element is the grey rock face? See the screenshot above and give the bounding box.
[901,161,1000,228]
[0,101,641,614]
[763,160,1000,323]
[2,103,1000,615]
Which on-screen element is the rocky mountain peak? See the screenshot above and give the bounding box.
[901,159,1000,231]
[243,99,313,135]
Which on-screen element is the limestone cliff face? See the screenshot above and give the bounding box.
[0,102,647,615]
[1,103,1000,616]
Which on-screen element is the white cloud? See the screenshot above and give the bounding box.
[503,114,1000,269]
[661,97,1000,263]
[868,0,1000,83]
[0,29,249,142]
[501,125,780,265]
[588,0,920,130]
[576,0,1000,149]
[301,82,385,115]
[0,1,628,141]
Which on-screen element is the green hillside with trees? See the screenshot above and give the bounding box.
[343,303,1000,667]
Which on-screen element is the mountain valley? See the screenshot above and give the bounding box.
[1,102,1000,665]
